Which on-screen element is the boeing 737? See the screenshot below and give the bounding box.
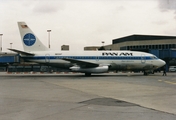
[8,22,166,76]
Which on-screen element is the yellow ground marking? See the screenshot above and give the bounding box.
[158,80,176,85]
[164,81,176,85]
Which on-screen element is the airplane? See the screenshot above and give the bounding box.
[8,22,166,76]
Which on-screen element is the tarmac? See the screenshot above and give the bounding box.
[0,72,176,120]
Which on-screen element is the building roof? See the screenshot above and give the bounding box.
[112,34,176,44]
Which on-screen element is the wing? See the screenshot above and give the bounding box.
[62,58,99,68]
[8,48,35,56]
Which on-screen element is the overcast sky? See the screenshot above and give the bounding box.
[0,0,176,51]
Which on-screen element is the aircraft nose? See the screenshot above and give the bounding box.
[159,59,166,67]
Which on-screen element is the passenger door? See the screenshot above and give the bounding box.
[141,54,146,64]
[96,56,99,62]
[45,54,50,63]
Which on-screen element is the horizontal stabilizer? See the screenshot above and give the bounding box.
[8,48,35,56]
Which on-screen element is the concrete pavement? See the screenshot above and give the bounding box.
[0,72,176,120]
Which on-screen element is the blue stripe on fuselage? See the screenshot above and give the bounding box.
[21,56,158,60]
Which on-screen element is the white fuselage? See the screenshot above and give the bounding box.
[21,50,166,72]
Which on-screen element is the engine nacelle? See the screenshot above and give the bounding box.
[70,66,109,73]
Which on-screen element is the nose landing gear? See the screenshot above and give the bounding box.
[143,71,149,76]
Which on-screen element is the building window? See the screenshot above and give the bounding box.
[149,45,151,49]
[127,46,130,50]
[162,45,165,49]
[156,45,158,49]
[159,45,161,49]
[174,44,176,48]
[169,44,172,49]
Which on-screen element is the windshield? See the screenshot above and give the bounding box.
[150,56,158,59]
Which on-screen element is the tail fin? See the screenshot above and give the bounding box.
[18,22,49,52]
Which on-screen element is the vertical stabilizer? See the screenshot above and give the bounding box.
[18,22,49,52]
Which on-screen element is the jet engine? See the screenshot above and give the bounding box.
[70,66,109,73]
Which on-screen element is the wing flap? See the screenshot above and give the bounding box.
[62,58,99,68]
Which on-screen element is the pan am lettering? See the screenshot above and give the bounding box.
[102,52,133,56]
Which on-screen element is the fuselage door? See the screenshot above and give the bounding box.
[96,56,99,62]
[141,54,146,64]
[45,54,50,63]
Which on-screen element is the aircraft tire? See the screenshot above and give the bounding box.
[85,73,91,76]
[143,71,148,76]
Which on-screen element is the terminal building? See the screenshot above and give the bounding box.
[104,34,176,51]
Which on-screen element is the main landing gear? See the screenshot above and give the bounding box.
[143,70,154,76]
[85,73,91,76]
[143,71,149,76]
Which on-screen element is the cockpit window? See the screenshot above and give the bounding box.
[150,56,158,59]
[154,56,157,59]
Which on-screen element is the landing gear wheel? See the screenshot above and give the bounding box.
[85,73,91,76]
[143,71,148,76]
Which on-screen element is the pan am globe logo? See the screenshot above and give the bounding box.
[23,33,36,46]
